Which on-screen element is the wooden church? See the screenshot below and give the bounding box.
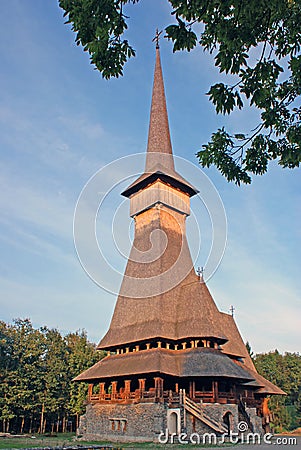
[75,43,285,442]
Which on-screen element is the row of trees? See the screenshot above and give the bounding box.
[0,319,103,434]
[0,320,300,434]
[252,348,301,432]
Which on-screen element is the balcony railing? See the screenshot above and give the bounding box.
[89,389,243,405]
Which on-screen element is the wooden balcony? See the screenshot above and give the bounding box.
[90,389,158,404]
[89,389,239,405]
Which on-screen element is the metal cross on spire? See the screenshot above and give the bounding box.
[197,266,204,279]
[152,29,163,49]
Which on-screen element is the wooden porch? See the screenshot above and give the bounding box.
[87,377,261,408]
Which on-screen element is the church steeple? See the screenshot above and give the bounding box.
[73,38,286,435]
[145,43,174,172]
[96,41,227,349]
[122,44,198,200]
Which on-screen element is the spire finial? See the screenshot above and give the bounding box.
[197,266,204,280]
[152,29,163,49]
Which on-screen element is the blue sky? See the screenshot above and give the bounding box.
[0,0,300,354]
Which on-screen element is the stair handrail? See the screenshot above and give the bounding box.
[183,392,228,434]
[238,396,254,432]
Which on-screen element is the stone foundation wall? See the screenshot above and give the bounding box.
[78,402,263,443]
[246,407,264,435]
[77,402,167,443]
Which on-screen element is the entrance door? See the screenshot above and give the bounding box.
[223,411,234,435]
[167,409,181,435]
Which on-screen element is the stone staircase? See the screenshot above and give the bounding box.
[183,395,228,434]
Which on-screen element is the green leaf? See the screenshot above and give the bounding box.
[207,84,243,114]
[165,23,197,52]
[59,0,301,183]
[197,128,252,185]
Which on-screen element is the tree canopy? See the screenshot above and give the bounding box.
[1,320,300,433]
[0,319,102,434]
[59,0,301,184]
[254,350,301,432]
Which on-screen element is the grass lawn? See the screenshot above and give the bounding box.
[0,433,74,449]
[1,431,300,449]
[0,433,236,449]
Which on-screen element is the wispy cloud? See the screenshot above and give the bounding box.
[210,229,300,354]
[0,276,114,342]
[0,0,299,355]
[58,115,105,140]
[0,220,76,269]
[0,104,108,178]
[0,170,73,238]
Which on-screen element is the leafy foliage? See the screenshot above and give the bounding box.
[1,320,300,433]
[0,319,102,434]
[245,341,254,360]
[58,0,137,79]
[66,331,104,425]
[255,350,301,431]
[59,0,301,183]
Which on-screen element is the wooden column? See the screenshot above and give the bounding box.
[154,377,164,399]
[233,384,237,402]
[99,382,106,400]
[212,381,218,402]
[154,377,159,398]
[88,384,93,401]
[159,378,164,398]
[111,381,118,400]
[139,378,146,398]
[124,380,131,399]
[189,381,195,399]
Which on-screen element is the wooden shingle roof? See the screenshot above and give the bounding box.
[121,164,198,198]
[98,212,228,350]
[122,46,198,198]
[75,46,285,399]
[219,312,256,371]
[74,348,255,382]
[238,363,286,395]
[145,46,174,172]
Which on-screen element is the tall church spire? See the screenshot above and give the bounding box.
[122,41,197,199]
[145,42,175,172]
